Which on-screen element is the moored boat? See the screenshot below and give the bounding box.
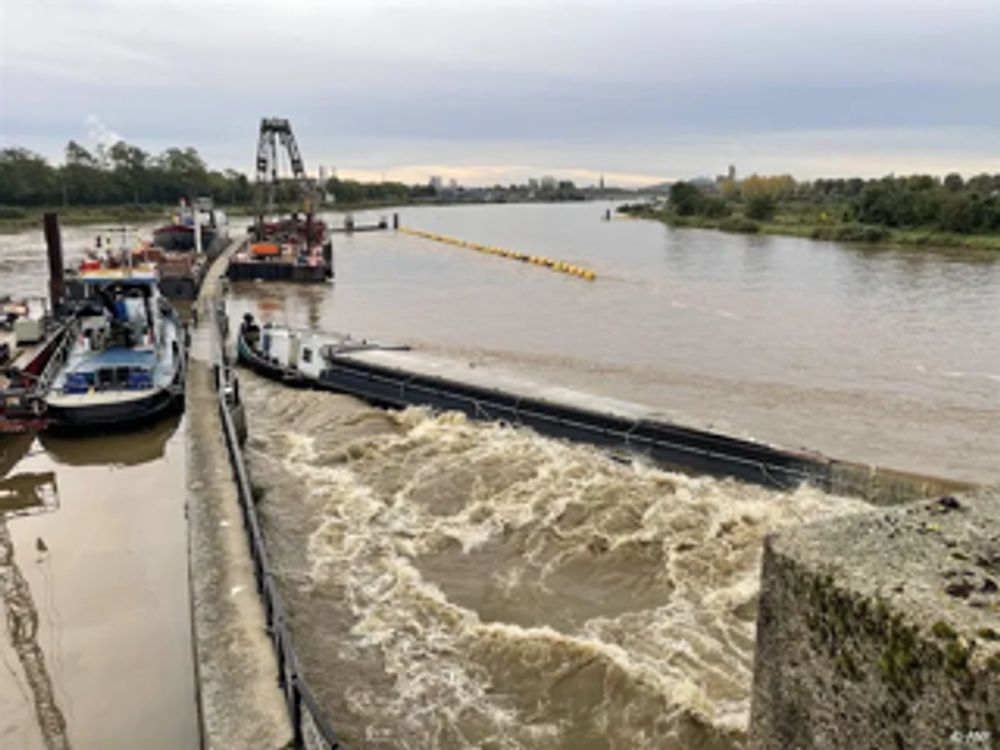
[45,264,186,432]
[0,297,76,433]
[237,314,394,383]
[152,197,229,259]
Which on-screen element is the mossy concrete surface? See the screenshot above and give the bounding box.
[751,488,1000,749]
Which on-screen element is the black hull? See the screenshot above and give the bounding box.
[45,386,184,435]
[153,226,226,258]
[227,263,330,283]
[237,335,310,386]
[158,274,203,301]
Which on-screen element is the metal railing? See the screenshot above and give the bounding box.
[211,301,342,750]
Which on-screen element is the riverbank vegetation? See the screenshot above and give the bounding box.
[0,143,589,232]
[621,173,1000,251]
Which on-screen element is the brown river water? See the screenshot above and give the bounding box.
[0,203,997,747]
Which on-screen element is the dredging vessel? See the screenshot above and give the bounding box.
[226,118,333,283]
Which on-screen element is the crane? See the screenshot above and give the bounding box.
[253,117,321,240]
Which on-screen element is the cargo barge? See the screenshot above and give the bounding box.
[234,314,974,501]
[236,315,827,490]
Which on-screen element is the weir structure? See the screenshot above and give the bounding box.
[192,296,340,749]
[206,301,992,747]
[752,488,1000,749]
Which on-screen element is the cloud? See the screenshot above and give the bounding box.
[2,0,999,181]
[84,115,122,151]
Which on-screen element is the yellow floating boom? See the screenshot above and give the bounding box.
[397,226,597,281]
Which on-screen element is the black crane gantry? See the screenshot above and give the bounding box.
[254,117,316,232]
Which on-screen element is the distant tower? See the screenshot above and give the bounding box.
[599,174,605,191]
[728,164,736,182]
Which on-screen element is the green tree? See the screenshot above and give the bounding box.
[109,141,149,203]
[745,194,776,221]
[669,181,703,216]
[943,172,964,192]
[0,148,58,205]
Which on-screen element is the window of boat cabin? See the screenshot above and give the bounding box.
[98,368,114,389]
[262,333,271,352]
[302,347,312,363]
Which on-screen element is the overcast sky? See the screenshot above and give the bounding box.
[2,0,999,186]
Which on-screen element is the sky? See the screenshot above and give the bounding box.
[2,0,999,186]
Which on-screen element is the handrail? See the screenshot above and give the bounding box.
[211,301,342,750]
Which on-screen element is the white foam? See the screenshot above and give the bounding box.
[243,373,871,748]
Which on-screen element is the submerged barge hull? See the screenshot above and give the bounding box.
[236,328,820,490]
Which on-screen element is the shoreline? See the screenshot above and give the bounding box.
[0,196,616,234]
[625,208,1000,253]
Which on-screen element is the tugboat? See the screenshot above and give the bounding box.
[44,260,186,432]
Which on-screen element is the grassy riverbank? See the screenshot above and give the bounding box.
[0,205,175,233]
[623,205,1000,252]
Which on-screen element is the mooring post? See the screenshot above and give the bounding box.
[393,213,399,230]
[43,212,65,311]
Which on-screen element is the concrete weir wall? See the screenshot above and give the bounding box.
[751,488,1000,749]
[186,252,293,748]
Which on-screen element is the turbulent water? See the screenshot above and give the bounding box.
[242,373,870,749]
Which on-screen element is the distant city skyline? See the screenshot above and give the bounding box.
[3,0,999,185]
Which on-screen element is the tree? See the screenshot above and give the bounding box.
[701,196,732,218]
[62,141,106,205]
[669,181,703,216]
[109,141,149,203]
[943,173,964,192]
[65,141,97,168]
[0,148,58,206]
[745,194,777,221]
[967,173,994,195]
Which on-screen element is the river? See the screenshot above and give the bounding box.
[227,202,996,748]
[0,203,997,747]
[242,201,1000,484]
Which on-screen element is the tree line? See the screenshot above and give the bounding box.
[0,142,256,209]
[665,172,1000,234]
[1,142,452,213]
